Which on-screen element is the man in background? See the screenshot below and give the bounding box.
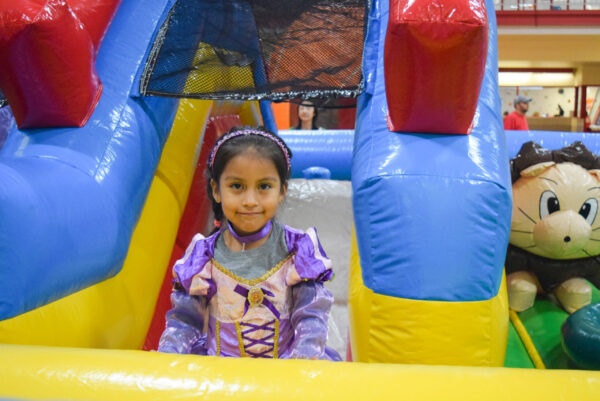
[504,95,532,130]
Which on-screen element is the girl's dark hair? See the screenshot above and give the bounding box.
[206,126,293,228]
[295,101,319,130]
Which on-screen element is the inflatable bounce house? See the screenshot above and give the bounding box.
[1,0,599,399]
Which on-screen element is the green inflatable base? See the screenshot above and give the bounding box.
[504,284,600,369]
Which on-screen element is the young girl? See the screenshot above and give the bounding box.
[158,127,341,360]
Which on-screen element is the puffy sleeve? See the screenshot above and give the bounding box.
[173,233,216,298]
[158,290,207,354]
[285,226,334,286]
[289,281,341,361]
[158,232,218,355]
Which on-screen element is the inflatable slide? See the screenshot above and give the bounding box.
[0,0,599,400]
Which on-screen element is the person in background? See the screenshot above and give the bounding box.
[504,95,532,131]
[294,100,319,130]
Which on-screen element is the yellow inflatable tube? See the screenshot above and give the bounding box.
[1,344,600,401]
[155,99,214,211]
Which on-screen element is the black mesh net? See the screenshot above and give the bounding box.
[140,0,366,101]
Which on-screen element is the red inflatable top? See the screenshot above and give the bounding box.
[384,0,488,135]
[0,0,121,128]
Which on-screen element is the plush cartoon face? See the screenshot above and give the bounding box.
[510,161,600,259]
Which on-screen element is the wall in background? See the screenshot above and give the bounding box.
[500,86,599,117]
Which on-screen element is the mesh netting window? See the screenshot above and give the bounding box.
[140,0,366,101]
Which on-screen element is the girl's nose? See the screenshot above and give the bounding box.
[242,189,258,207]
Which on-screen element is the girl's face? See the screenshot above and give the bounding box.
[211,149,286,235]
[298,103,315,122]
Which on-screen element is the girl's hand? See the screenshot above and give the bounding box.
[294,355,319,360]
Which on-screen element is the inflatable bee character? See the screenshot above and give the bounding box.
[506,141,600,313]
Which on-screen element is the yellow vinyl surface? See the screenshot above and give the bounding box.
[155,99,213,211]
[349,231,509,366]
[1,344,599,401]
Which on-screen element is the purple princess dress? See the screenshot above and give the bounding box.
[158,225,341,360]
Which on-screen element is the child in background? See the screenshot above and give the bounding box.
[294,100,320,130]
[158,127,341,360]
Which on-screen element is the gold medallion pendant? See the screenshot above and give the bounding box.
[248,287,264,307]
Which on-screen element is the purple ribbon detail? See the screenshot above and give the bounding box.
[234,284,280,319]
[239,320,277,358]
[228,220,272,244]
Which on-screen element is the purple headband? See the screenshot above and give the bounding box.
[208,129,291,172]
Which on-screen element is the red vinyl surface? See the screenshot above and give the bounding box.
[143,114,242,351]
[384,0,488,135]
[0,0,121,128]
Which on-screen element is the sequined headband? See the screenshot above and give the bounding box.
[208,129,291,171]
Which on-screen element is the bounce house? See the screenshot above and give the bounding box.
[0,0,599,399]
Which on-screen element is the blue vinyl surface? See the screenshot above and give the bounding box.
[280,129,354,181]
[0,106,14,150]
[351,0,512,301]
[0,0,179,320]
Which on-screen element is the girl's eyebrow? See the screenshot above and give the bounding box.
[222,175,243,181]
[538,177,558,185]
[223,175,279,181]
[588,186,600,192]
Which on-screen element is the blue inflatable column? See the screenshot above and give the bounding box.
[0,0,180,320]
[349,0,511,365]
